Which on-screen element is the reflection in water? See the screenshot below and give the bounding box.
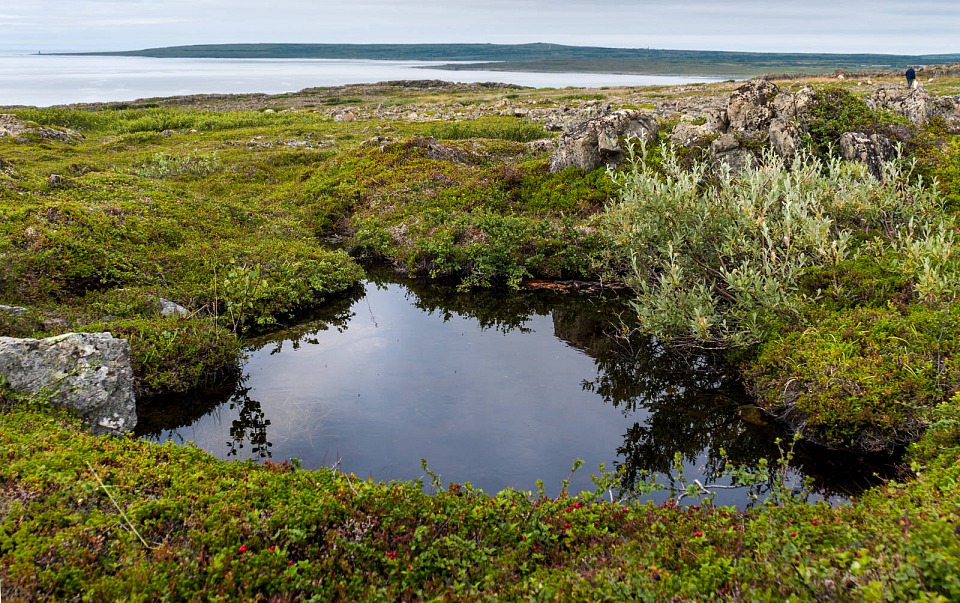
[225,381,271,460]
[137,272,902,504]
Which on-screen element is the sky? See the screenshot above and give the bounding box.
[2,0,960,56]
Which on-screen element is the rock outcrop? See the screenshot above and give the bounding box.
[726,79,780,134]
[0,114,83,142]
[159,298,189,318]
[838,132,897,177]
[868,87,933,126]
[549,109,659,172]
[0,304,28,317]
[932,95,960,131]
[0,332,137,434]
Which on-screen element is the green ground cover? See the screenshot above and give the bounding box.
[2,76,960,599]
[1,395,958,600]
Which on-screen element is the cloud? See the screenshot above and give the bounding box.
[1,0,958,54]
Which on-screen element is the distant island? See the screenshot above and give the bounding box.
[68,43,960,77]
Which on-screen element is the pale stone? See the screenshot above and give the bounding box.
[549,109,659,172]
[0,332,137,435]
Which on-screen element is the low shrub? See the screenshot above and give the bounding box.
[425,117,548,143]
[81,316,240,396]
[748,305,959,451]
[0,405,957,601]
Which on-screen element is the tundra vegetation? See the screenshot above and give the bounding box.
[1,72,960,600]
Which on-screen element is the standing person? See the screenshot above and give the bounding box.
[906,66,916,89]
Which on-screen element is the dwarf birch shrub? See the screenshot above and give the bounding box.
[602,141,936,349]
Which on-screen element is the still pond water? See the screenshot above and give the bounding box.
[137,274,896,506]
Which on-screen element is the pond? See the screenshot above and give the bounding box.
[137,273,900,506]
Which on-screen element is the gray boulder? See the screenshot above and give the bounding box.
[726,79,780,133]
[868,87,933,126]
[549,109,659,172]
[839,132,896,177]
[0,332,137,435]
[0,304,28,317]
[159,298,189,318]
[768,118,803,158]
[711,133,758,173]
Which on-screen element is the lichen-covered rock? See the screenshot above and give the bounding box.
[0,332,137,434]
[771,86,816,122]
[868,87,933,126]
[726,79,780,133]
[839,131,896,177]
[769,118,802,158]
[0,114,83,142]
[710,133,758,172]
[932,95,960,132]
[549,109,659,172]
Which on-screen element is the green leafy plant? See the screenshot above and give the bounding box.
[131,151,219,179]
[603,141,861,348]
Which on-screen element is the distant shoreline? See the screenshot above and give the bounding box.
[63,42,960,78]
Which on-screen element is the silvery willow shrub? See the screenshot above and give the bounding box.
[602,141,938,349]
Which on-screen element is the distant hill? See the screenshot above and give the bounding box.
[72,43,960,77]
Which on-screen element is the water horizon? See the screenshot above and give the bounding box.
[0,52,725,107]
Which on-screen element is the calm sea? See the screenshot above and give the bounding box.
[0,53,723,107]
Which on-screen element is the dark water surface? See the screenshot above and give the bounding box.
[138,274,899,505]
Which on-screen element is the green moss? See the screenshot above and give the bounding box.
[425,116,549,142]
[302,137,611,287]
[93,317,240,395]
[0,404,958,600]
[748,305,959,451]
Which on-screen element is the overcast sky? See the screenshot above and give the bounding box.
[3,0,959,55]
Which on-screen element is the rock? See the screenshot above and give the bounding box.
[524,138,557,154]
[868,87,933,126]
[737,405,769,426]
[159,298,189,318]
[668,121,705,147]
[360,135,394,150]
[704,107,730,132]
[771,86,815,121]
[711,133,741,154]
[668,118,721,148]
[839,132,896,177]
[711,134,758,172]
[0,332,137,434]
[406,137,474,163]
[0,304,28,317]
[932,95,960,132]
[549,109,659,172]
[726,79,780,133]
[768,118,802,158]
[0,114,83,142]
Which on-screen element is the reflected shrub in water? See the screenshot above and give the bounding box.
[1,404,958,601]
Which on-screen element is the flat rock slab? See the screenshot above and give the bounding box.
[0,332,137,434]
